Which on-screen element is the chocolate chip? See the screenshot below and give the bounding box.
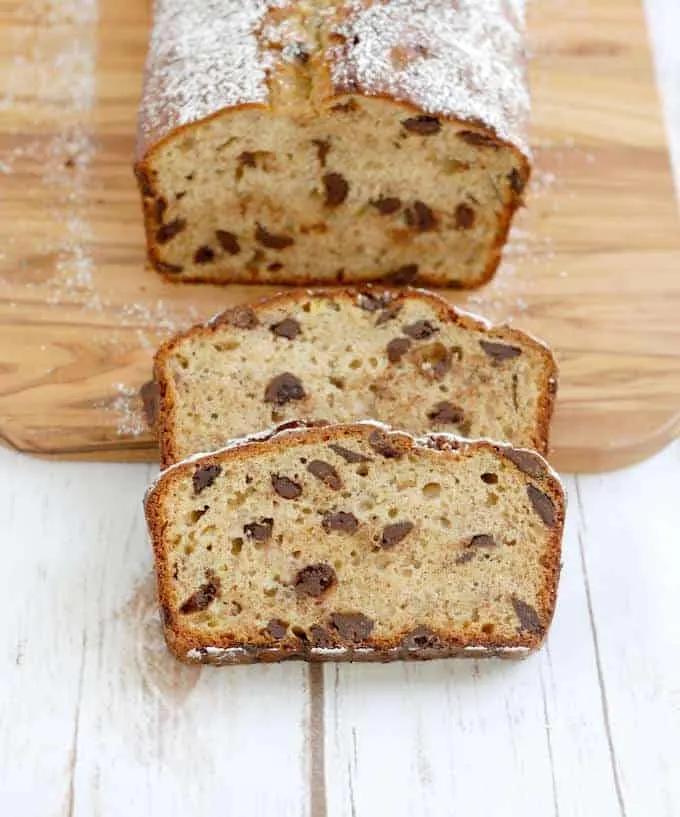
[458,130,501,148]
[264,373,305,405]
[192,464,221,494]
[427,401,465,424]
[294,563,337,597]
[386,337,412,363]
[504,449,548,479]
[481,472,499,484]
[370,196,402,215]
[357,291,392,312]
[194,245,215,264]
[329,612,374,641]
[313,139,331,166]
[469,534,497,548]
[266,618,288,639]
[238,151,257,167]
[180,576,221,614]
[155,260,184,274]
[402,115,441,135]
[156,218,187,244]
[270,317,301,340]
[215,306,258,329]
[328,444,371,464]
[368,430,402,459]
[375,302,403,326]
[511,597,544,634]
[244,517,274,542]
[508,167,526,194]
[405,201,437,231]
[268,262,284,272]
[401,626,439,649]
[381,521,414,548]
[155,197,167,223]
[323,172,349,206]
[140,380,160,429]
[216,229,241,255]
[403,320,438,340]
[455,550,476,565]
[307,460,342,490]
[135,166,154,197]
[527,484,557,527]
[455,203,476,230]
[388,264,419,285]
[255,224,295,250]
[479,340,522,364]
[309,625,334,647]
[271,475,302,500]
[322,511,359,534]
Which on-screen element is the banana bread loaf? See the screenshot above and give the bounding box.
[145,421,564,664]
[152,288,557,467]
[135,0,530,287]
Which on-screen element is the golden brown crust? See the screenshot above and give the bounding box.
[145,422,564,665]
[152,287,557,467]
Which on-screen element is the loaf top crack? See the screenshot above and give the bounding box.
[144,421,564,664]
[151,288,557,467]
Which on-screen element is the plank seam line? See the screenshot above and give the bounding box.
[575,478,629,817]
[67,630,87,817]
[539,649,561,817]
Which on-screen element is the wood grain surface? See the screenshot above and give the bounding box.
[1,0,679,471]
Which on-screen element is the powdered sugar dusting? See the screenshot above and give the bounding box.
[332,0,529,154]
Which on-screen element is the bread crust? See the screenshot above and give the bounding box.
[150,287,558,467]
[144,421,564,665]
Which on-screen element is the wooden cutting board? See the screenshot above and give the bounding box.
[1,0,679,472]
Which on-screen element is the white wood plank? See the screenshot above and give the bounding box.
[574,441,680,817]
[0,448,310,816]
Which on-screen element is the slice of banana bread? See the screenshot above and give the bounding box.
[152,288,557,467]
[145,422,564,664]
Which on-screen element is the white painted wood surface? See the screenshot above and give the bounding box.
[1,1,680,814]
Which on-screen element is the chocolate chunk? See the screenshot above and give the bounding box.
[268,262,284,272]
[155,197,167,223]
[469,534,497,548]
[270,317,301,340]
[180,575,221,614]
[388,264,419,285]
[255,224,295,250]
[370,196,402,215]
[266,618,288,639]
[294,563,337,597]
[527,484,557,527]
[192,464,221,494]
[307,460,342,490]
[357,291,392,312]
[329,612,374,641]
[401,626,440,649]
[328,444,371,464]
[368,430,402,459]
[309,625,334,647]
[479,340,522,364]
[402,115,441,135]
[238,151,257,168]
[458,130,501,148]
[322,511,359,534]
[155,260,184,275]
[508,168,526,194]
[215,306,258,329]
[135,166,154,197]
[455,203,476,230]
[264,373,305,405]
[271,475,302,500]
[386,337,412,363]
[427,401,465,425]
[504,449,548,479]
[216,229,241,255]
[156,218,187,244]
[323,172,349,206]
[403,320,438,340]
[481,472,499,484]
[140,380,160,429]
[194,245,215,264]
[331,99,359,114]
[455,550,476,565]
[511,597,544,634]
[313,139,331,166]
[375,302,403,326]
[381,521,414,548]
[244,517,274,542]
[405,201,437,231]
